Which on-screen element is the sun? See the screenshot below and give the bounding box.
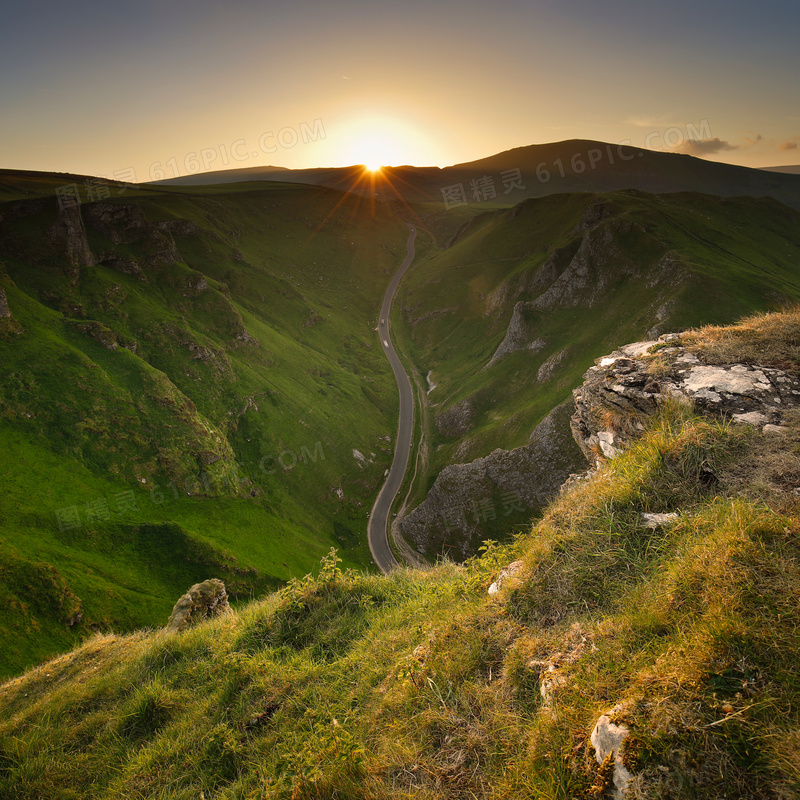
[337,112,438,170]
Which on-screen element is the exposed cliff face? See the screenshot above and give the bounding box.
[485,302,546,367]
[571,334,800,465]
[434,397,475,437]
[398,400,583,560]
[407,321,800,563]
[84,202,182,270]
[483,203,690,369]
[49,202,95,277]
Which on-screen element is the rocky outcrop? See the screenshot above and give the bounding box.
[571,335,800,465]
[530,223,624,311]
[157,219,198,236]
[68,320,119,350]
[182,274,209,297]
[435,398,475,437]
[590,706,634,799]
[487,560,524,595]
[484,207,687,370]
[165,578,230,633]
[98,255,145,280]
[49,202,95,275]
[84,202,182,269]
[230,328,259,348]
[485,302,547,367]
[0,287,10,319]
[84,202,149,244]
[537,347,570,383]
[399,400,584,560]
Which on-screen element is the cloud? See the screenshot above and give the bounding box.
[672,137,737,156]
[779,141,799,151]
[627,115,675,128]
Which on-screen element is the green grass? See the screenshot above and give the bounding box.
[3,314,800,797]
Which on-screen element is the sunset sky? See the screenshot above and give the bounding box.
[2,0,799,180]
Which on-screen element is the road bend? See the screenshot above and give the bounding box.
[367,224,417,573]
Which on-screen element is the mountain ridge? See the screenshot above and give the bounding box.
[140,138,800,214]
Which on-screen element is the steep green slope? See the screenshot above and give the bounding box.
[393,191,800,555]
[2,312,800,799]
[0,178,409,676]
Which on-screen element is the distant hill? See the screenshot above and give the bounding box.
[761,164,800,174]
[150,139,800,213]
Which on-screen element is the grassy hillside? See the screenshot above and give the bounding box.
[0,177,409,676]
[392,191,800,552]
[2,312,799,799]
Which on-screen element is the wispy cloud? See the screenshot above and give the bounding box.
[742,134,763,147]
[779,140,799,151]
[626,115,676,128]
[672,137,737,156]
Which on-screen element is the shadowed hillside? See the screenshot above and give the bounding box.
[147,140,800,223]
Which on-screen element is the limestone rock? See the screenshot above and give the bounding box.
[531,223,621,311]
[165,578,230,633]
[528,623,593,711]
[231,329,259,348]
[435,398,475,438]
[486,301,547,368]
[157,218,198,236]
[640,512,680,530]
[399,400,584,560]
[50,202,95,274]
[591,708,634,798]
[70,320,119,350]
[84,202,182,269]
[487,560,524,595]
[98,255,145,279]
[537,347,570,383]
[571,335,800,465]
[182,274,209,297]
[84,202,149,244]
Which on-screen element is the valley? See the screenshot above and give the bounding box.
[3,149,800,681]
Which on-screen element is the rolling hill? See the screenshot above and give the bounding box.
[150,139,800,217]
[2,311,800,799]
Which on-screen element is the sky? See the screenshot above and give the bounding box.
[1,0,799,180]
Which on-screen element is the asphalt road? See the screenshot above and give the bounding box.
[367,224,417,572]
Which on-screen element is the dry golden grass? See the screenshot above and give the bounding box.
[684,307,800,373]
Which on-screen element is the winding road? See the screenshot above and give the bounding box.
[367,224,417,572]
